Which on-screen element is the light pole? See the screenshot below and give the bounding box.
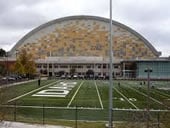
[144,68,152,128]
[5,52,9,84]
[109,0,113,127]
[15,50,18,59]
[15,50,19,79]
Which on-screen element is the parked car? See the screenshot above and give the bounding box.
[60,75,66,79]
[2,76,16,81]
[98,75,104,80]
[78,75,84,79]
[73,74,78,79]
[67,75,72,79]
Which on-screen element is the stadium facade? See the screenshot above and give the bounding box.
[6,15,170,79]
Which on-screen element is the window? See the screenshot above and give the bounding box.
[37,64,41,68]
[114,65,119,69]
[71,65,77,68]
[86,65,91,68]
[43,64,47,68]
[49,64,52,68]
[60,65,68,68]
[98,65,101,68]
[54,65,58,68]
[103,64,106,69]
[78,65,83,68]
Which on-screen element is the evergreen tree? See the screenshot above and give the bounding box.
[0,48,6,57]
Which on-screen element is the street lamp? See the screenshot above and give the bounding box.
[144,68,152,128]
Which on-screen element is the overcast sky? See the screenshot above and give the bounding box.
[0,0,169,57]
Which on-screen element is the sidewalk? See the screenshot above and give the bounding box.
[0,79,37,89]
[0,121,71,128]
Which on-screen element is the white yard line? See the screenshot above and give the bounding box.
[112,108,170,112]
[154,90,170,98]
[3,104,170,112]
[94,81,104,109]
[127,86,165,106]
[7,80,60,103]
[1,104,169,111]
[1,104,103,110]
[114,87,139,109]
[67,81,84,108]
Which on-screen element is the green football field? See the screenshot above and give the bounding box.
[5,79,170,110]
[1,79,169,122]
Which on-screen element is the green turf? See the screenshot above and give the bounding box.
[3,80,169,109]
[0,79,56,104]
[71,81,101,107]
[1,79,170,122]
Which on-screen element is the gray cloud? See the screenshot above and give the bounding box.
[111,0,170,56]
[0,0,170,57]
[0,11,46,29]
[0,0,46,14]
[0,1,47,29]
[114,0,170,22]
[0,29,31,50]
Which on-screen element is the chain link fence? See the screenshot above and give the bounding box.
[0,104,170,128]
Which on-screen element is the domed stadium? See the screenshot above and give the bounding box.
[9,15,170,79]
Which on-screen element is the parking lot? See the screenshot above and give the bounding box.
[0,75,33,87]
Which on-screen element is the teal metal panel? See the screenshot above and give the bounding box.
[136,61,170,78]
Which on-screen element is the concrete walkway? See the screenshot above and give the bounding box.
[0,121,71,128]
[0,79,37,89]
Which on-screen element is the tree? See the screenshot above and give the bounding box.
[14,49,36,78]
[86,69,94,79]
[14,60,25,74]
[25,60,36,78]
[58,71,65,76]
[0,64,6,76]
[86,69,94,76]
[0,48,6,57]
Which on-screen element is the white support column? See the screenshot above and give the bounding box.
[47,63,49,76]
[52,63,54,76]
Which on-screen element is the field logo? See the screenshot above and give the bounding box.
[32,81,77,97]
[113,97,137,101]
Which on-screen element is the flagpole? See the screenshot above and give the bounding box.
[109,0,113,127]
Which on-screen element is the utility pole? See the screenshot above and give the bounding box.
[144,68,152,128]
[109,0,113,128]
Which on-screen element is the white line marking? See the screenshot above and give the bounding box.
[0,80,37,89]
[154,89,170,98]
[114,87,139,109]
[1,105,103,110]
[94,81,104,109]
[67,81,84,107]
[127,86,166,106]
[2,104,169,112]
[112,108,170,112]
[7,80,60,103]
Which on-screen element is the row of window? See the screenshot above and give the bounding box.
[54,72,107,76]
[37,64,120,69]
